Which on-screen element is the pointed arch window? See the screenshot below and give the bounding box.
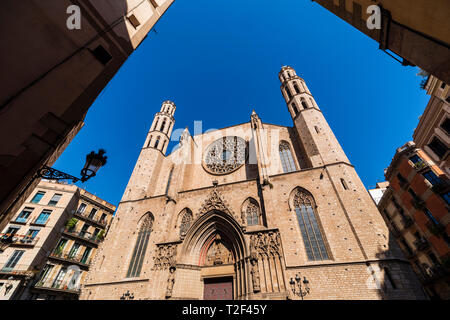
[246,200,260,226]
[301,98,308,109]
[160,119,166,132]
[179,208,193,236]
[279,141,297,173]
[292,103,299,116]
[154,136,160,149]
[293,189,330,261]
[126,213,154,278]
[285,86,292,99]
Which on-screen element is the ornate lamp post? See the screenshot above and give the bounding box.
[36,149,107,183]
[289,273,310,300]
[120,290,134,300]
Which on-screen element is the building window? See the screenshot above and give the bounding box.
[68,243,81,259]
[149,0,159,8]
[52,267,67,289]
[80,247,92,264]
[88,208,97,220]
[77,203,87,214]
[285,86,292,99]
[126,213,154,278]
[25,228,40,240]
[293,83,301,94]
[160,119,166,132]
[91,45,112,65]
[38,264,54,286]
[441,118,450,135]
[245,199,260,226]
[179,208,193,236]
[408,154,422,164]
[301,98,308,109]
[34,210,52,225]
[16,207,33,223]
[48,194,62,206]
[3,250,25,271]
[423,208,439,226]
[443,192,450,205]
[340,178,348,190]
[279,141,297,173]
[4,226,20,237]
[154,136,160,149]
[292,102,299,116]
[100,213,107,224]
[127,14,140,29]
[54,239,67,255]
[423,170,442,186]
[427,137,447,159]
[30,191,45,204]
[293,188,330,261]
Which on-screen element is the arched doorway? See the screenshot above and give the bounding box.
[179,210,249,300]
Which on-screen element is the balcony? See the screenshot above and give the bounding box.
[63,228,101,245]
[413,161,429,172]
[0,264,36,277]
[0,233,39,247]
[34,278,81,295]
[398,179,409,190]
[49,250,91,268]
[413,238,430,252]
[401,216,414,229]
[73,210,107,228]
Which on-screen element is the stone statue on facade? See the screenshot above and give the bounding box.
[250,258,261,292]
[165,266,176,298]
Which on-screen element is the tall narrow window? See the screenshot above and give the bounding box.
[301,98,308,109]
[38,264,54,286]
[292,103,299,116]
[153,118,159,131]
[31,191,45,204]
[48,194,62,206]
[245,199,260,226]
[293,83,301,94]
[77,203,86,214]
[154,136,160,149]
[126,213,154,278]
[279,141,297,173]
[35,210,52,225]
[427,137,447,159]
[160,119,166,132]
[293,189,330,261]
[340,178,348,190]
[165,167,174,195]
[52,267,67,289]
[3,250,25,271]
[16,207,33,223]
[179,208,193,236]
[423,170,441,186]
[285,86,292,99]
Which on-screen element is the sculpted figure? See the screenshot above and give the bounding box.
[165,266,176,298]
[250,259,261,292]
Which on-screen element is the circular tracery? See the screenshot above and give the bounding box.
[203,136,247,175]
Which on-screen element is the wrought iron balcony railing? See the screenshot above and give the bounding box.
[74,210,108,227]
[63,228,101,244]
[50,250,91,266]
[35,278,81,294]
[0,233,39,246]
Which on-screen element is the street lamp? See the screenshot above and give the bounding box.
[289,273,310,300]
[36,149,107,183]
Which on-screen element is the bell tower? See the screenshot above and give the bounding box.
[144,100,176,154]
[122,100,176,201]
[279,66,349,167]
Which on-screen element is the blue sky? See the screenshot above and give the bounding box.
[54,0,430,206]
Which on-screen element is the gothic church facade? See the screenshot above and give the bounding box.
[81,66,425,300]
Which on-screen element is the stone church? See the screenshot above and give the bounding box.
[81,66,426,300]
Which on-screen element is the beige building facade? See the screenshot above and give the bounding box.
[0,0,175,232]
[82,66,425,300]
[0,180,115,300]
